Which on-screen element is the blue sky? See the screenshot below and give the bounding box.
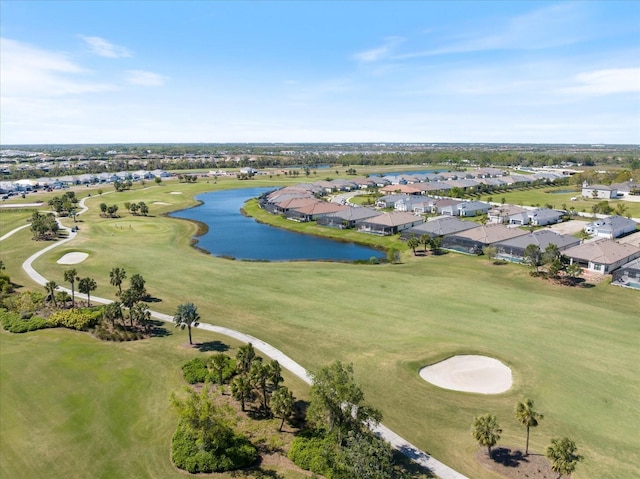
[1,1,639,145]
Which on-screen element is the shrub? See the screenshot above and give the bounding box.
[181,357,210,384]
[288,433,334,477]
[171,420,257,473]
[48,308,101,330]
[0,309,49,333]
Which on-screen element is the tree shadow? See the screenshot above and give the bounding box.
[145,296,162,303]
[149,320,171,337]
[194,340,229,352]
[228,464,282,478]
[394,444,436,477]
[490,447,529,467]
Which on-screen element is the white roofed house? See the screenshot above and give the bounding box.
[584,216,638,239]
[508,208,564,226]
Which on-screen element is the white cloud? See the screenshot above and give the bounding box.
[0,38,116,97]
[79,35,132,58]
[125,70,167,86]
[353,36,404,63]
[562,68,640,95]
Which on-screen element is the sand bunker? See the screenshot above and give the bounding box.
[153,201,171,205]
[57,252,89,265]
[169,191,182,195]
[419,355,512,394]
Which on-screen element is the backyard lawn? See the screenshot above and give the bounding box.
[1,178,639,479]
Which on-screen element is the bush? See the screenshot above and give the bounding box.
[0,309,49,333]
[171,421,257,473]
[181,357,210,384]
[48,308,101,330]
[288,432,334,477]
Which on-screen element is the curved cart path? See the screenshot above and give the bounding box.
[20,195,469,479]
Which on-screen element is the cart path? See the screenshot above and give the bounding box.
[20,195,469,479]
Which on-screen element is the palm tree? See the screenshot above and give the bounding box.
[230,374,254,411]
[64,268,78,307]
[131,302,151,332]
[472,413,502,457]
[250,359,271,417]
[173,302,200,345]
[103,301,123,328]
[420,234,430,254]
[268,359,283,391]
[44,281,58,308]
[78,277,97,307]
[109,267,126,296]
[271,386,295,431]
[236,343,256,375]
[407,236,420,255]
[209,353,230,385]
[515,398,544,455]
[524,244,543,273]
[546,437,582,478]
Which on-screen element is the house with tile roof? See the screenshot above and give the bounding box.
[563,239,640,274]
[317,206,381,229]
[400,216,478,240]
[494,230,580,261]
[441,224,529,254]
[356,212,424,236]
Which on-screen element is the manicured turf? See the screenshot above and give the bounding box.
[0,327,311,479]
[2,178,639,479]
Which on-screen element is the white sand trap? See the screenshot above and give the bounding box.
[169,191,183,195]
[419,355,512,394]
[57,252,89,265]
[153,201,171,205]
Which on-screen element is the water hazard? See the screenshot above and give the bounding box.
[170,187,385,262]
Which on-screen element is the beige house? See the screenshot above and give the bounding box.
[563,239,640,274]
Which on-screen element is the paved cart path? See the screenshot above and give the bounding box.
[20,195,469,479]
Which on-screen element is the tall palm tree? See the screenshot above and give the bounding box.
[64,268,78,308]
[407,236,419,255]
[250,359,271,417]
[515,398,544,455]
[546,437,582,478]
[44,281,58,308]
[173,302,200,345]
[236,343,256,375]
[131,302,151,332]
[472,413,502,457]
[103,301,123,328]
[209,353,230,385]
[78,277,97,307]
[109,267,126,296]
[230,375,254,411]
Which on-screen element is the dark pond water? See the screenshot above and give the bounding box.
[170,187,385,262]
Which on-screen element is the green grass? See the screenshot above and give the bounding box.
[481,185,640,218]
[2,179,640,479]
[0,208,41,237]
[0,327,311,479]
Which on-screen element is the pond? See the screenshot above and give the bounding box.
[170,187,386,262]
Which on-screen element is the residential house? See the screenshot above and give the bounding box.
[356,212,424,236]
[400,216,478,240]
[612,258,640,288]
[442,224,529,254]
[563,239,640,274]
[610,181,640,197]
[286,202,348,222]
[508,208,564,226]
[581,182,618,199]
[376,194,409,208]
[394,196,432,213]
[584,216,638,239]
[456,201,491,217]
[317,207,381,229]
[494,230,580,261]
[488,204,527,224]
